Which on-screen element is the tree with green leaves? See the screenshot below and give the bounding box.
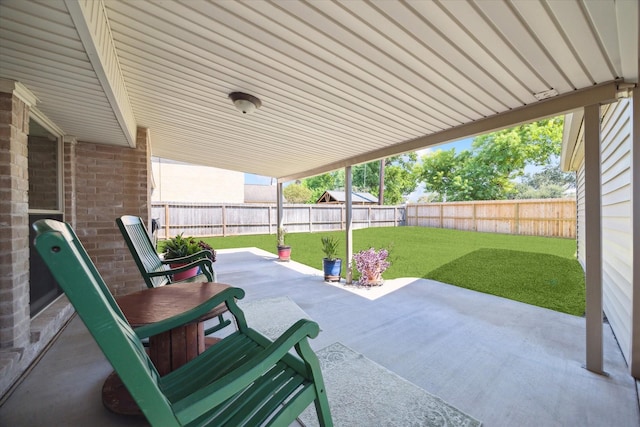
[418,117,564,201]
[378,154,419,204]
[519,160,576,190]
[512,160,576,199]
[302,170,345,203]
[283,182,313,203]
[302,154,419,205]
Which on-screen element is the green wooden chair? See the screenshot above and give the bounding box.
[117,215,228,335]
[33,219,333,427]
[117,215,217,286]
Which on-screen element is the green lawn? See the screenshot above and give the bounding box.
[185,227,585,316]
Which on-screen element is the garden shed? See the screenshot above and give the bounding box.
[316,191,379,205]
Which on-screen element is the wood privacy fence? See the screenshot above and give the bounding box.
[152,199,576,240]
[151,203,405,239]
[405,199,576,238]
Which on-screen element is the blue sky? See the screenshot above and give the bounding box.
[245,174,274,185]
[414,137,473,158]
[244,137,475,185]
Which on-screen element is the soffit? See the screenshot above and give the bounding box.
[0,0,637,180]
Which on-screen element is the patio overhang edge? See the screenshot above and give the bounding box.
[560,109,585,172]
[277,80,621,183]
[65,0,137,148]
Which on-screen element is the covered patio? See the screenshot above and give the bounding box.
[1,249,638,426]
[0,1,639,424]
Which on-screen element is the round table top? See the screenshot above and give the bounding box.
[115,282,230,327]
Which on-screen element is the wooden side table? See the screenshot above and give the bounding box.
[102,282,230,415]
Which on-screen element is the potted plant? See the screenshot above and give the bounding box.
[353,247,390,286]
[321,236,342,282]
[277,227,291,261]
[163,233,215,280]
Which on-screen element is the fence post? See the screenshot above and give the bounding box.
[309,205,313,232]
[514,202,520,235]
[473,203,477,232]
[222,205,226,237]
[164,203,170,238]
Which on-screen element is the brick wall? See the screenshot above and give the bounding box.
[0,92,30,349]
[70,127,151,296]
[0,82,152,397]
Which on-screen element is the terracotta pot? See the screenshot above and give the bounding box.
[359,272,384,286]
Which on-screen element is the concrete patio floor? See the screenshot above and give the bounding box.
[1,247,638,426]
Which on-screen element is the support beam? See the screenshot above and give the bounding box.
[378,159,385,205]
[276,182,284,233]
[584,103,604,375]
[345,166,353,284]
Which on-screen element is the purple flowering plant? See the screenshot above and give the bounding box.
[353,247,390,286]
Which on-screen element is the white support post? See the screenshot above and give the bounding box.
[345,166,353,284]
[277,182,284,233]
[584,103,604,375]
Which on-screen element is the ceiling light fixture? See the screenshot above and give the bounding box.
[228,92,262,114]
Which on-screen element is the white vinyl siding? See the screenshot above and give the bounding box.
[600,99,633,364]
[576,98,633,364]
[576,163,586,268]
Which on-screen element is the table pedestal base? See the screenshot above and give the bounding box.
[150,322,204,376]
[102,334,221,415]
[102,372,144,416]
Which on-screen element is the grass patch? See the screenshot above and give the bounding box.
[428,249,585,316]
[177,227,584,316]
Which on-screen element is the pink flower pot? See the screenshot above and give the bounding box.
[277,245,291,261]
[170,264,199,281]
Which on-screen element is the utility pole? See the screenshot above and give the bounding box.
[378,158,385,205]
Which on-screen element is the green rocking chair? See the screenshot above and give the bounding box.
[117,215,217,286]
[33,219,333,427]
[117,215,228,335]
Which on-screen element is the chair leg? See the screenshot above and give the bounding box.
[313,393,333,427]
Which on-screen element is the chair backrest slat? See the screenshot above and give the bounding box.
[33,219,177,423]
[117,215,170,288]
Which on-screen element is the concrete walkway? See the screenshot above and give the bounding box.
[1,248,638,426]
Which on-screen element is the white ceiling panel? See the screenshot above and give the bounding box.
[0,0,636,180]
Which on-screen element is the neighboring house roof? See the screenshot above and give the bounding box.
[244,184,277,204]
[316,190,378,205]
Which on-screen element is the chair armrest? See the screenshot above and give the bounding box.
[160,250,214,265]
[133,286,245,339]
[172,319,320,424]
[146,258,212,277]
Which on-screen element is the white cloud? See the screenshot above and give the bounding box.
[416,147,432,157]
